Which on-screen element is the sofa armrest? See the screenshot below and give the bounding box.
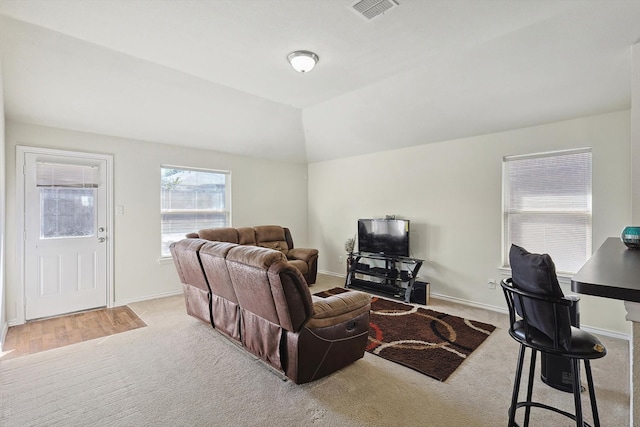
[307,291,371,329]
[288,247,319,263]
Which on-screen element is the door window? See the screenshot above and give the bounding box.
[40,187,96,239]
[37,162,100,239]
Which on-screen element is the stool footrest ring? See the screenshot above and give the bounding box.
[511,401,593,427]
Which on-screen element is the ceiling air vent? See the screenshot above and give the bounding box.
[350,0,399,21]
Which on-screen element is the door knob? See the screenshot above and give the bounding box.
[98,227,105,232]
[98,237,106,243]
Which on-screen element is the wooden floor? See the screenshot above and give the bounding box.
[1,306,147,361]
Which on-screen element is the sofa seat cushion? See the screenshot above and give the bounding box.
[287,259,309,276]
[308,291,371,329]
[288,247,318,263]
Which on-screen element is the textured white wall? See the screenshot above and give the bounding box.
[309,111,631,334]
[0,58,6,339]
[4,122,308,323]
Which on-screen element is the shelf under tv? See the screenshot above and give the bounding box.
[347,277,408,299]
[345,252,424,304]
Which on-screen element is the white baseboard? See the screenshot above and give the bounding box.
[114,289,183,307]
[431,292,508,315]
[318,270,344,278]
[7,318,24,327]
[579,324,630,341]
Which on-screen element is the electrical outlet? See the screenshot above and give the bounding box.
[487,279,496,289]
[338,256,343,264]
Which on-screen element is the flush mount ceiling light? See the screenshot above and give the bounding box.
[287,50,319,73]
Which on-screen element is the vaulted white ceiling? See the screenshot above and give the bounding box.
[1,0,639,163]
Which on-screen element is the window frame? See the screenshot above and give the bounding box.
[160,165,231,257]
[501,148,592,275]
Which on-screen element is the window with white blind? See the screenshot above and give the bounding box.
[160,166,231,257]
[503,149,592,274]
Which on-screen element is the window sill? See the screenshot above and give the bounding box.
[158,256,174,265]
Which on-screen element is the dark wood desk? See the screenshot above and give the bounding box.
[572,236,640,426]
[571,237,640,302]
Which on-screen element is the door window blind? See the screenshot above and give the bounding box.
[36,162,100,188]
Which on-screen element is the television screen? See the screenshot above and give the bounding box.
[357,219,410,257]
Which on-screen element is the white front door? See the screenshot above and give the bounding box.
[23,151,109,320]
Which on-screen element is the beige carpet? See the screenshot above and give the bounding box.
[0,274,630,426]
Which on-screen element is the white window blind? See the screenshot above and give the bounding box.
[503,149,592,274]
[36,162,100,188]
[160,166,231,257]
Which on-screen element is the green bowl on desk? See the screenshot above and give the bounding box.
[621,226,640,249]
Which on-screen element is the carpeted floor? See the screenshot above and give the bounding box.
[0,274,630,426]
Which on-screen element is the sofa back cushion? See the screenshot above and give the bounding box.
[198,227,239,243]
[226,245,287,326]
[225,245,311,331]
[199,241,238,303]
[194,225,293,257]
[254,225,289,255]
[238,227,257,245]
[170,239,209,293]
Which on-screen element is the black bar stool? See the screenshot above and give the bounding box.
[501,277,606,426]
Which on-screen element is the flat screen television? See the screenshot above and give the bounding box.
[357,219,410,257]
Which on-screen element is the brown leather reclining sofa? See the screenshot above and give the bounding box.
[187,225,318,284]
[170,238,371,384]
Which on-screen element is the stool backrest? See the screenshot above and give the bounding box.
[508,244,572,350]
[501,278,574,352]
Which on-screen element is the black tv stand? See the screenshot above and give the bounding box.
[345,252,425,303]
